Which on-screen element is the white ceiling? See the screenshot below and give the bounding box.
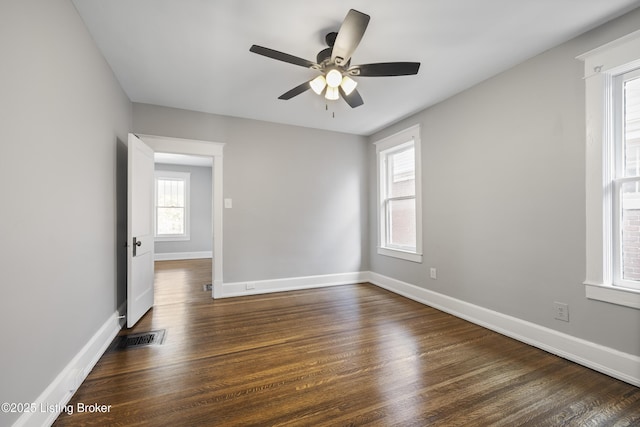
[72,0,640,136]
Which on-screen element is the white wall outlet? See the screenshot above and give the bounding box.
[430,268,437,279]
[246,282,255,290]
[554,302,569,322]
[224,198,233,209]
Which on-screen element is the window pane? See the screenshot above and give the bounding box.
[157,179,185,208]
[388,147,415,198]
[388,198,416,249]
[621,180,640,283]
[157,207,184,235]
[624,77,640,178]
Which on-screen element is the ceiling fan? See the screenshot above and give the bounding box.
[249,9,420,108]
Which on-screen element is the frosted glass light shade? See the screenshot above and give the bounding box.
[325,69,343,88]
[309,75,327,95]
[340,75,357,95]
[325,86,339,100]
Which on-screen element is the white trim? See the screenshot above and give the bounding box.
[138,134,225,157]
[139,134,224,298]
[585,282,640,309]
[374,124,423,262]
[212,156,223,298]
[154,251,212,261]
[577,29,640,76]
[13,311,122,427]
[369,272,640,387]
[377,247,423,263]
[155,236,190,242]
[220,272,369,298]
[579,30,640,309]
[373,124,421,151]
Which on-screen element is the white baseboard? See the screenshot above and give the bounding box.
[220,271,369,298]
[154,251,212,261]
[13,310,122,427]
[369,272,640,387]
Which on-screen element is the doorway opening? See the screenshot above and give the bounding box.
[140,134,224,299]
[153,152,213,306]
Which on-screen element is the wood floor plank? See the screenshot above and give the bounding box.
[53,259,640,426]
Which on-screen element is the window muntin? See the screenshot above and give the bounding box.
[155,171,190,241]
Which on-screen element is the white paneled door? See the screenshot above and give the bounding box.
[127,133,155,328]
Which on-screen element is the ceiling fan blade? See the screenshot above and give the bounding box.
[348,62,421,77]
[250,45,318,69]
[331,9,370,66]
[278,81,312,100]
[339,87,364,108]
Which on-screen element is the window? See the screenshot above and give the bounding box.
[155,171,190,241]
[614,70,640,290]
[579,29,640,309]
[375,125,422,263]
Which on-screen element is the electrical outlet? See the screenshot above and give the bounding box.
[430,268,437,279]
[554,302,569,322]
[246,282,255,290]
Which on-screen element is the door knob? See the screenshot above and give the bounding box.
[133,237,142,256]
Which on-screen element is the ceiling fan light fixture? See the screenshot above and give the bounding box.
[325,86,339,100]
[340,75,357,95]
[310,75,327,95]
[325,69,343,88]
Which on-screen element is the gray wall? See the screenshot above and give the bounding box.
[134,104,370,282]
[154,163,213,255]
[369,8,640,356]
[0,0,132,425]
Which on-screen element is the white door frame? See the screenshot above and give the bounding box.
[139,134,225,298]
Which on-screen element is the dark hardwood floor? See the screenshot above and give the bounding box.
[53,259,640,426]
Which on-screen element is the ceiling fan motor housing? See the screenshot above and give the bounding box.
[325,31,337,47]
[317,33,352,71]
[316,47,332,65]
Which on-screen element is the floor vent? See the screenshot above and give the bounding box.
[108,329,166,352]
[203,283,212,291]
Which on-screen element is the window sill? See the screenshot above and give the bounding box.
[377,247,422,263]
[584,282,640,310]
[155,235,190,242]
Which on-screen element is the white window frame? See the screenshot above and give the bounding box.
[578,29,640,309]
[375,125,423,263]
[613,69,640,291]
[155,170,191,242]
